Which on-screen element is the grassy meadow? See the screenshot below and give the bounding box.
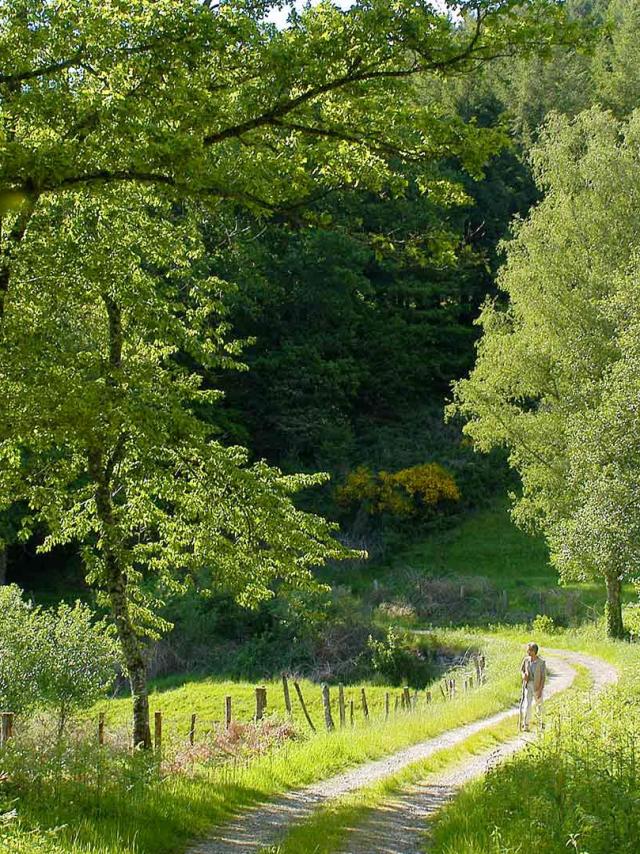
[347,499,635,630]
[2,503,638,854]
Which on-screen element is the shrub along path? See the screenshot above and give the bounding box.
[187,651,615,854]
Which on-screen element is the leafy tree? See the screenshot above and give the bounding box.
[0,587,116,734]
[0,586,42,715]
[0,0,581,316]
[450,108,640,637]
[0,189,351,746]
[0,0,582,740]
[35,601,118,739]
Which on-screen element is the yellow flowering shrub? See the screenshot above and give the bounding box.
[335,465,378,507]
[336,463,460,517]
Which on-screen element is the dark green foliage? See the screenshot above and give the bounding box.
[366,627,438,687]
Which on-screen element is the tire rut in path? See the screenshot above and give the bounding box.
[335,650,618,854]
[187,650,615,854]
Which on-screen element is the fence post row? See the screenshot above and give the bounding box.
[338,684,346,728]
[255,686,267,722]
[322,684,335,732]
[282,674,292,717]
[2,655,489,751]
[360,687,369,720]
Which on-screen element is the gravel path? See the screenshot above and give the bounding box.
[335,650,618,854]
[186,650,617,854]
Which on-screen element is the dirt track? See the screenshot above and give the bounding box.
[186,650,617,854]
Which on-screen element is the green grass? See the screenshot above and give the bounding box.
[353,499,634,627]
[259,664,594,854]
[92,674,434,744]
[428,629,640,854]
[1,632,525,854]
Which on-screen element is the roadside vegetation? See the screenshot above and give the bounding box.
[429,630,640,854]
[266,665,594,854]
[0,633,519,854]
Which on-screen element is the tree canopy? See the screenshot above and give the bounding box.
[450,107,640,637]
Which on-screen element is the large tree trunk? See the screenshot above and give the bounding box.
[0,546,6,585]
[604,571,624,639]
[89,447,152,749]
[87,294,151,748]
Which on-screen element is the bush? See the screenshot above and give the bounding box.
[37,601,118,737]
[366,627,435,687]
[0,586,117,734]
[0,586,43,715]
[532,613,557,635]
[336,463,460,518]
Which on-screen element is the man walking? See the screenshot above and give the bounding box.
[520,642,546,731]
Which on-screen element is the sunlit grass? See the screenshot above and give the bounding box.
[261,665,593,854]
[2,633,522,854]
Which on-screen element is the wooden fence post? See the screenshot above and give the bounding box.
[225,695,232,730]
[440,682,447,701]
[293,681,316,733]
[412,691,418,710]
[385,692,390,721]
[1,712,14,744]
[189,713,196,745]
[282,674,292,717]
[403,686,411,710]
[154,711,162,753]
[338,684,346,728]
[360,687,369,720]
[98,712,105,746]
[255,687,267,722]
[321,684,335,732]
[349,698,354,727]
[426,690,432,705]
[395,694,400,713]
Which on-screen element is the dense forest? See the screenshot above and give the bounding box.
[3,0,639,680]
[2,2,640,853]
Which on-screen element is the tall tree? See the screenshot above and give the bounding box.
[0,190,351,746]
[450,108,640,637]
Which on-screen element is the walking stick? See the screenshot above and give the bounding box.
[518,680,526,733]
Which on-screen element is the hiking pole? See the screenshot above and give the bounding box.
[518,680,526,733]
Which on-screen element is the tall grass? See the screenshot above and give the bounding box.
[0,633,521,854]
[428,633,640,854]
